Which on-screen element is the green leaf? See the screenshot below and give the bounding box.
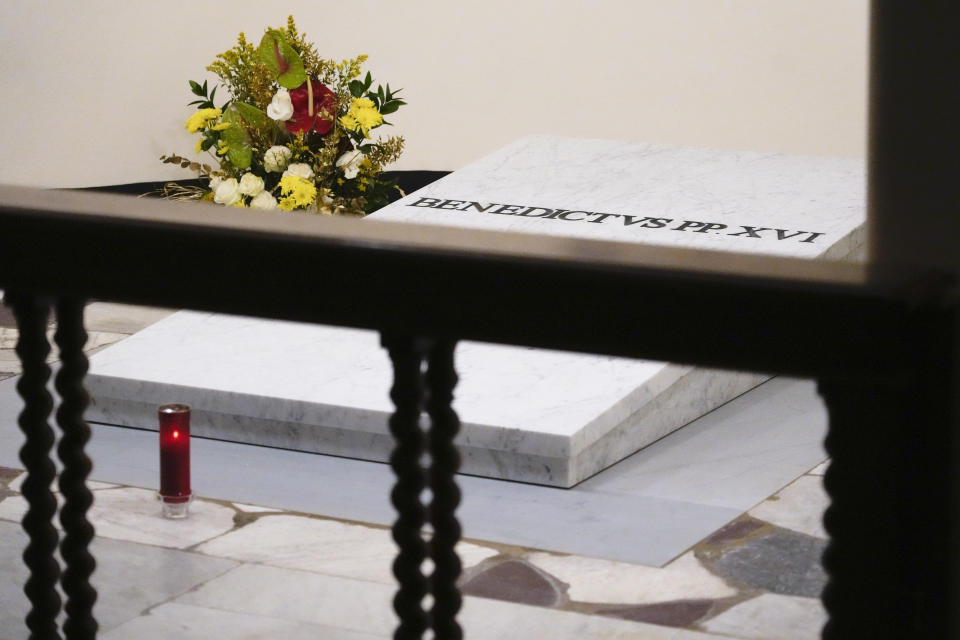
[209,86,217,102]
[359,144,377,153]
[201,138,215,152]
[187,99,205,106]
[257,30,307,89]
[380,102,401,115]
[233,101,269,136]
[189,80,204,96]
[349,79,365,98]
[364,71,372,91]
[221,106,253,169]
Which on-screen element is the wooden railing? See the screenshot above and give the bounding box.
[1,182,958,639]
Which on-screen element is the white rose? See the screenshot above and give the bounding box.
[266,88,294,121]
[249,191,278,210]
[263,145,293,173]
[208,176,223,192]
[213,178,242,205]
[336,150,364,179]
[239,173,265,197]
[282,162,315,181]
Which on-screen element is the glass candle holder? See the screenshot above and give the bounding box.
[157,404,192,518]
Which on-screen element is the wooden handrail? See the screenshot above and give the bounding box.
[0,184,908,381]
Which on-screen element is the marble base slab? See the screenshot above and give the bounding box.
[87,315,768,486]
[86,136,865,487]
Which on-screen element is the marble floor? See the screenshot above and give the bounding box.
[0,303,831,639]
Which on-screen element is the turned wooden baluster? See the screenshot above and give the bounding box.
[382,334,430,640]
[383,335,465,639]
[8,293,62,640]
[53,298,98,640]
[425,339,463,640]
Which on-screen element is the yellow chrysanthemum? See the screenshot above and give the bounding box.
[278,175,317,208]
[339,98,382,136]
[195,139,203,153]
[211,122,231,131]
[185,108,222,133]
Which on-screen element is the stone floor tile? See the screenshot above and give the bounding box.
[0,327,127,374]
[176,563,399,636]
[0,467,20,484]
[81,302,177,335]
[177,563,731,640]
[88,488,236,549]
[82,330,131,356]
[701,593,826,640]
[87,480,121,491]
[0,327,58,373]
[195,514,498,584]
[6,472,117,494]
[749,475,828,539]
[461,594,733,639]
[808,461,828,475]
[699,516,767,548]
[525,551,736,605]
[7,472,26,493]
[461,559,561,607]
[596,599,717,627]
[232,502,283,513]
[0,492,63,524]
[0,521,237,637]
[0,304,15,328]
[0,488,236,549]
[100,602,380,640]
[705,527,826,598]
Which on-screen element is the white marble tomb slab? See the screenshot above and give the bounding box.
[86,136,865,487]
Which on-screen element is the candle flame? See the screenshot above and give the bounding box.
[172,430,180,439]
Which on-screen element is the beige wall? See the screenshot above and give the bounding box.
[0,0,867,188]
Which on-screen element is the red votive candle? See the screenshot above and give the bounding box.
[158,404,192,518]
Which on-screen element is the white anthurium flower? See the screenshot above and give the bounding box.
[266,88,294,121]
[249,191,278,210]
[263,146,293,173]
[239,172,265,197]
[213,178,242,205]
[336,150,364,179]
[282,162,315,181]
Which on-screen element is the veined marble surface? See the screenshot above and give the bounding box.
[86,136,864,487]
[381,135,864,259]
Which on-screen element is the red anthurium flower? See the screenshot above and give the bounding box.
[286,78,337,135]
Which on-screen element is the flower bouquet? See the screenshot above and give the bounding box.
[161,16,406,215]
